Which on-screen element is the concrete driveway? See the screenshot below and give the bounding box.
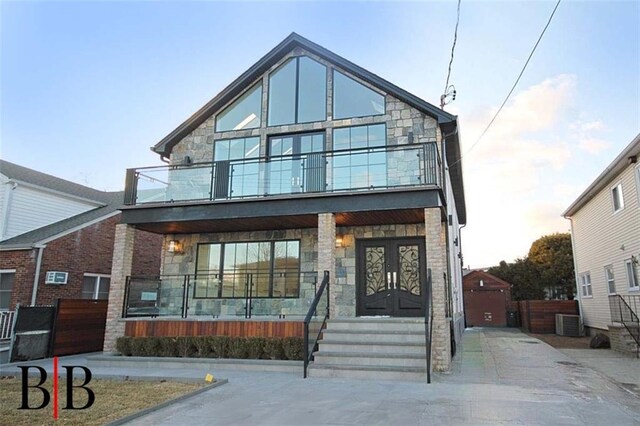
[127,328,640,425]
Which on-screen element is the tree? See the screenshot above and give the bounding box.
[528,233,575,300]
[488,258,546,301]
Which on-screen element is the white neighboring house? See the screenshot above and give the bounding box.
[563,134,640,354]
[0,160,111,241]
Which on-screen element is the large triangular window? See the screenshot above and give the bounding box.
[333,70,385,120]
[216,82,262,132]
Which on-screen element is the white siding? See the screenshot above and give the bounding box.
[571,163,640,330]
[2,184,101,240]
[445,161,464,318]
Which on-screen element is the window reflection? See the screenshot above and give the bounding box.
[216,83,262,132]
[333,71,385,120]
[332,124,387,190]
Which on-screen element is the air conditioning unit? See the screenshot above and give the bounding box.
[45,271,68,285]
[556,314,584,337]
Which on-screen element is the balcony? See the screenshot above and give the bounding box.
[124,143,441,206]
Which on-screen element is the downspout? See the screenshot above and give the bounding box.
[30,244,46,306]
[565,217,584,324]
[1,181,17,240]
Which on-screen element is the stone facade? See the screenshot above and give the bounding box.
[608,324,639,356]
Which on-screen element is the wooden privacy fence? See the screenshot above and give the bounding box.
[519,300,579,334]
[50,299,108,356]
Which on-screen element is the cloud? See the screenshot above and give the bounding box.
[569,119,611,154]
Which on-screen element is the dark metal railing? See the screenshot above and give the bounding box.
[123,271,317,319]
[609,294,639,358]
[303,270,330,378]
[124,142,441,206]
[424,268,433,383]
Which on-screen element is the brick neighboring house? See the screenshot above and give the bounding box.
[0,162,162,310]
[106,33,467,378]
[463,270,512,327]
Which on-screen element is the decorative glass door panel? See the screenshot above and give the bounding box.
[357,238,426,317]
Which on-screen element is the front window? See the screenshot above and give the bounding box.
[215,83,262,132]
[580,272,592,297]
[605,265,616,294]
[195,240,300,299]
[82,274,111,300]
[333,124,387,190]
[333,70,385,120]
[0,271,15,310]
[626,259,639,290]
[268,56,327,126]
[612,183,624,212]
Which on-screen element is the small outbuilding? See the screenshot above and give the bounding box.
[463,270,512,327]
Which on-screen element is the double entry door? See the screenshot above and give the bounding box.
[356,238,427,317]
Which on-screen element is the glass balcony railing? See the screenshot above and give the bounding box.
[124,142,441,206]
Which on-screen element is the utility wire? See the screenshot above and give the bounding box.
[448,0,562,169]
[444,0,462,96]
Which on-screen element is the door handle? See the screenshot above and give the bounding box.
[387,272,392,289]
[393,272,397,290]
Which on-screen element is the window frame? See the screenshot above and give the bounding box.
[604,265,616,295]
[194,240,302,299]
[267,131,327,158]
[579,272,592,298]
[626,259,639,291]
[267,56,327,127]
[215,81,263,133]
[82,273,111,300]
[611,181,624,213]
[635,164,640,207]
[332,69,386,120]
[0,270,16,310]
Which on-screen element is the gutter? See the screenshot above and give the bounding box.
[30,244,46,306]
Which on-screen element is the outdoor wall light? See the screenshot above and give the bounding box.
[335,235,345,248]
[167,239,184,254]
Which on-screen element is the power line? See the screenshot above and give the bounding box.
[444,0,461,95]
[448,0,562,169]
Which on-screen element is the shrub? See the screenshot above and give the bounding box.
[227,337,249,359]
[193,336,212,358]
[282,337,304,360]
[263,337,285,360]
[115,337,132,356]
[176,336,197,357]
[158,337,178,357]
[130,337,160,357]
[208,336,229,358]
[246,337,266,359]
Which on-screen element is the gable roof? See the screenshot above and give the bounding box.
[0,159,113,204]
[463,270,512,288]
[563,133,640,217]
[0,192,123,249]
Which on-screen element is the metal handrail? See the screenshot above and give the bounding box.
[303,270,330,378]
[609,294,639,358]
[424,268,433,383]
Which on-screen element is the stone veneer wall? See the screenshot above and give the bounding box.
[608,324,639,356]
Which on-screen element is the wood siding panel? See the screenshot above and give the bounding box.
[124,320,304,338]
[571,164,640,331]
[51,299,108,356]
[519,300,580,334]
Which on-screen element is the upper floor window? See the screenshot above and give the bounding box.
[626,259,639,290]
[333,70,385,120]
[580,272,592,297]
[611,182,624,213]
[605,265,616,294]
[213,137,260,162]
[635,165,640,205]
[82,274,110,300]
[333,124,387,190]
[216,83,262,132]
[268,56,326,126]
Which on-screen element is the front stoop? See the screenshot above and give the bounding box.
[307,318,429,381]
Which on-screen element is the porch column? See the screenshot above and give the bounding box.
[317,213,336,316]
[103,223,136,352]
[425,208,452,372]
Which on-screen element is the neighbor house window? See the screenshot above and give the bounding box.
[635,165,640,203]
[333,124,387,190]
[626,259,639,290]
[605,265,616,294]
[611,183,624,212]
[580,272,592,297]
[333,70,385,120]
[268,56,327,126]
[195,240,300,299]
[82,274,111,300]
[215,83,262,132]
[0,271,15,310]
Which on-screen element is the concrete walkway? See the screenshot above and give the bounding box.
[2,330,638,425]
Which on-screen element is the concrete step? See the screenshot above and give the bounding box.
[321,330,425,344]
[313,351,426,368]
[326,318,424,333]
[318,340,426,355]
[308,363,427,381]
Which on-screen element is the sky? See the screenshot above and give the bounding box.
[1,1,639,268]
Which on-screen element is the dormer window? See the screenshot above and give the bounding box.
[216,83,262,132]
[268,56,327,126]
[333,70,385,120]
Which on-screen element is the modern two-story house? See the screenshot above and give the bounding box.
[563,134,640,356]
[104,33,466,376]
